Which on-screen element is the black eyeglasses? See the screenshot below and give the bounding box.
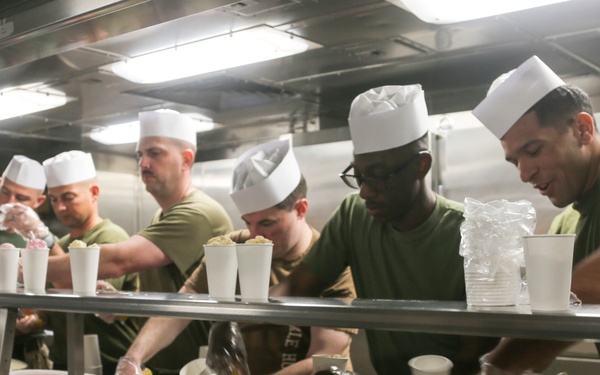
[339,150,430,191]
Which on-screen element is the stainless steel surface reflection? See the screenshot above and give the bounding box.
[2,289,600,342]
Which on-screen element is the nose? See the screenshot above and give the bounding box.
[518,159,537,183]
[52,199,67,212]
[358,182,377,200]
[138,154,149,169]
[247,226,263,239]
[6,195,17,204]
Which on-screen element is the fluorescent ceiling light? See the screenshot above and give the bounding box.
[102,26,321,84]
[0,84,68,121]
[387,0,570,24]
[90,113,216,145]
[90,121,140,145]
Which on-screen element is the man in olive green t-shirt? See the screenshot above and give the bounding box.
[273,86,497,375]
[119,139,356,375]
[41,150,139,375]
[44,111,233,374]
[0,155,56,369]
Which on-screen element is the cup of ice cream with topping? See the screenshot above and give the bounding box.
[236,236,273,301]
[21,239,50,293]
[203,235,238,301]
[0,242,21,292]
[68,240,101,295]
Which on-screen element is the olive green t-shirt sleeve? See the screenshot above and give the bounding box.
[184,258,209,293]
[548,204,579,234]
[302,197,352,287]
[137,191,234,276]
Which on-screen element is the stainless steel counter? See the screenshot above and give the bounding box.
[2,289,600,374]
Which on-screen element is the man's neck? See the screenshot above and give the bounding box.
[155,181,196,212]
[69,214,103,239]
[580,137,600,199]
[391,185,437,232]
[282,221,313,261]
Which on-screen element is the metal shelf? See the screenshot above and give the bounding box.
[2,289,600,374]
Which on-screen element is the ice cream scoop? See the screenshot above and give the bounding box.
[26,238,48,249]
[69,239,87,248]
[0,242,16,249]
[245,235,273,244]
[207,235,235,245]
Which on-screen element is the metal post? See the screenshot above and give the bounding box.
[66,313,85,375]
[0,308,18,375]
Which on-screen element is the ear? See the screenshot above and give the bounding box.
[34,194,46,209]
[90,184,100,202]
[294,198,309,219]
[182,149,195,169]
[576,112,595,145]
[416,151,432,179]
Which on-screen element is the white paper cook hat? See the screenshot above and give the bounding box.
[2,155,46,190]
[348,84,429,154]
[473,55,565,139]
[43,151,96,188]
[138,109,197,146]
[230,139,302,215]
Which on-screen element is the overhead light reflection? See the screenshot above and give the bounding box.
[387,0,570,24]
[102,26,321,84]
[90,113,216,145]
[0,84,69,121]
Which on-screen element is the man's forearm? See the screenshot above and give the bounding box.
[271,358,313,375]
[483,338,573,373]
[126,316,192,364]
[46,254,72,285]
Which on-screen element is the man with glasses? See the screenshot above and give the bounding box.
[272,85,497,375]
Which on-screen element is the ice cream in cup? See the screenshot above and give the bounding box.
[204,235,238,301]
[0,243,20,292]
[68,240,101,295]
[21,239,50,293]
[236,236,273,301]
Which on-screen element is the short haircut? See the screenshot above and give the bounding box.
[169,137,198,154]
[275,175,307,212]
[398,131,430,154]
[526,85,596,131]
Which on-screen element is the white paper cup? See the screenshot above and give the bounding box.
[180,358,207,375]
[236,243,273,301]
[312,354,348,372]
[203,244,238,300]
[21,247,50,293]
[69,246,101,295]
[84,334,102,375]
[522,234,575,312]
[0,247,21,292]
[408,355,453,375]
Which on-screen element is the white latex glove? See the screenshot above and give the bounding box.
[0,202,49,239]
[115,356,143,375]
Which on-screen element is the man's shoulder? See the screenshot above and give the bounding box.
[83,219,130,244]
[172,190,229,216]
[436,194,465,216]
[0,230,26,247]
